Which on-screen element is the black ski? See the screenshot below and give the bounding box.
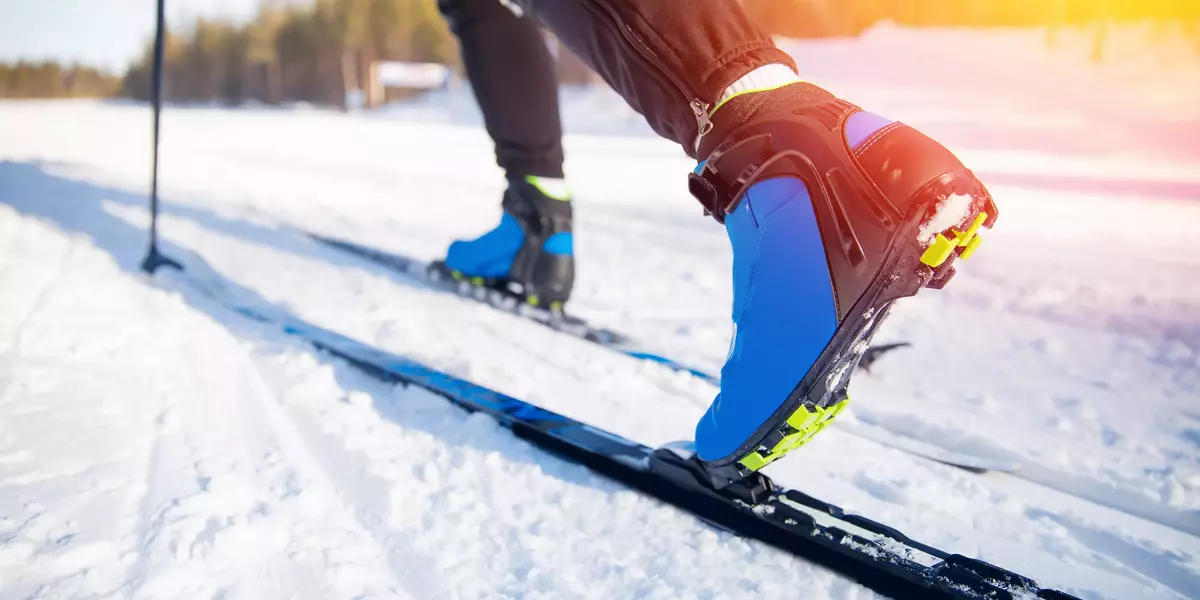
[306,233,1020,473]
[169,267,1074,600]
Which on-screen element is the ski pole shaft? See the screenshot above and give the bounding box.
[141,0,181,274]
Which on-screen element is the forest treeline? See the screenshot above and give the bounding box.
[5,0,1198,102]
[0,62,121,99]
[119,0,1199,108]
[121,0,457,107]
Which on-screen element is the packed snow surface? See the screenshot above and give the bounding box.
[2,24,1199,600]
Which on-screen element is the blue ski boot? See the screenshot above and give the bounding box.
[688,98,997,488]
[431,175,575,311]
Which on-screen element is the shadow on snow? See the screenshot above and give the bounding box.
[0,159,618,494]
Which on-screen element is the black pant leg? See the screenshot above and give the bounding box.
[514,0,796,159]
[439,0,565,179]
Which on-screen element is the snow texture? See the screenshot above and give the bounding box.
[1,23,1199,600]
[917,194,974,243]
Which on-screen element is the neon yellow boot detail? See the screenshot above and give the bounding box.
[920,211,989,268]
[737,397,849,472]
[523,175,571,202]
[960,235,983,260]
[739,452,771,472]
[956,213,987,246]
[920,234,956,267]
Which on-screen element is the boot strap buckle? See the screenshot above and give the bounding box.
[688,133,775,224]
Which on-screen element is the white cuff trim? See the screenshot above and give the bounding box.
[717,64,801,109]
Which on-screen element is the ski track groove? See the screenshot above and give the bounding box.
[221,339,428,598]
[1025,508,1200,599]
[832,416,1200,554]
[845,407,1200,541]
[999,464,1200,541]
[117,285,273,600]
[253,358,452,598]
[0,228,74,358]
[141,282,421,599]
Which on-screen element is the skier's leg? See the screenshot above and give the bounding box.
[509,0,806,157]
[439,0,564,177]
[515,0,998,484]
[436,0,574,308]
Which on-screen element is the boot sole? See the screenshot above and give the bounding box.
[430,262,569,313]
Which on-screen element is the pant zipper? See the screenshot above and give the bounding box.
[690,99,713,153]
[578,0,714,154]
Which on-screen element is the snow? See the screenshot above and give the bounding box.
[917,193,974,243]
[2,23,1200,600]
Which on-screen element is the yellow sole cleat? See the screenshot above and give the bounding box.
[737,397,849,472]
[437,264,567,313]
[920,211,988,268]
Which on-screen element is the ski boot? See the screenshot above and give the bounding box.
[430,175,574,312]
[687,99,997,489]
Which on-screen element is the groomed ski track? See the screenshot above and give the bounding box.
[3,25,1200,600]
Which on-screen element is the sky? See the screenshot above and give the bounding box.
[0,0,264,73]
